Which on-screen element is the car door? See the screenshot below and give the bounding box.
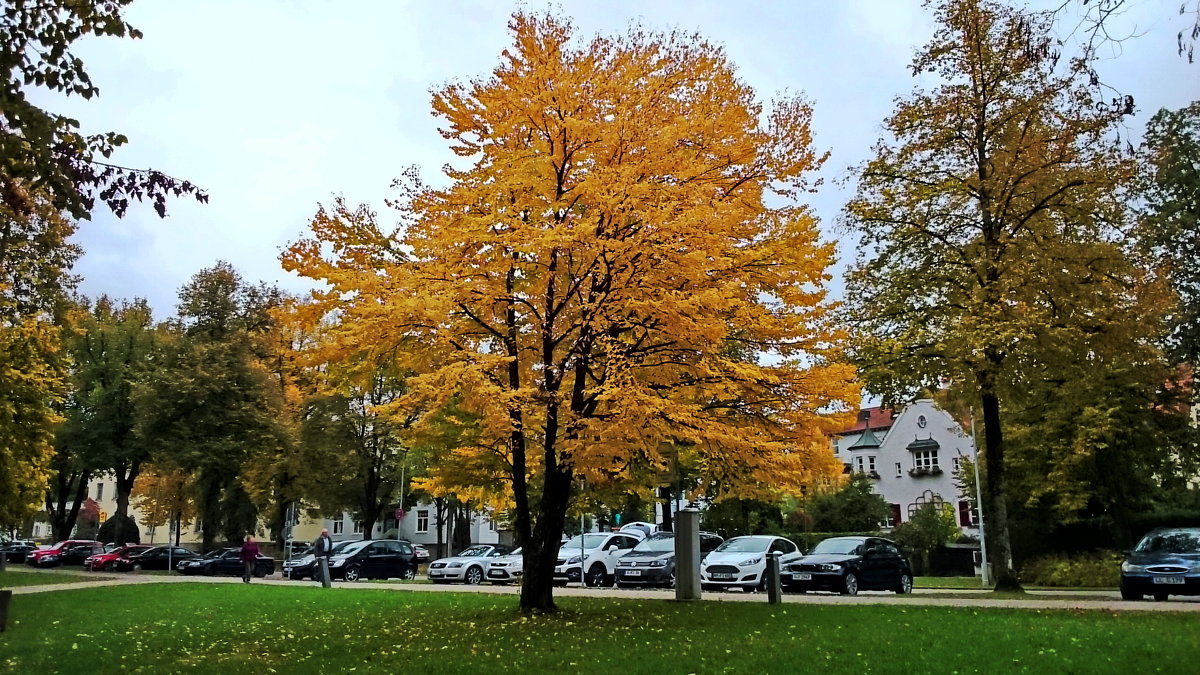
[860,538,889,589]
[363,542,388,577]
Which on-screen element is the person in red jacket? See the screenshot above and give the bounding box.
[240,535,260,583]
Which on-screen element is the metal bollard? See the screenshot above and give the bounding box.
[318,557,331,588]
[765,551,782,604]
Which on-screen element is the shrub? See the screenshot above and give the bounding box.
[1020,551,1123,588]
[804,474,890,532]
[97,515,141,545]
[891,503,958,575]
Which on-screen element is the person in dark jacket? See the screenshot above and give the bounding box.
[240,535,260,583]
[312,528,333,588]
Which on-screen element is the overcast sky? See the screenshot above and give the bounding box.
[40,0,1199,318]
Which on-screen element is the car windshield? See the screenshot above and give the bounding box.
[335,541,370,556]
[714,537,769,553]
[48,542,67,552]
[633,534,675,553]
[561,534,608,550]
[810,539,864,555]
[1134,531,1200,554]
[458,546,492,557]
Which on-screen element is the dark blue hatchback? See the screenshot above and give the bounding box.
[1120,528,1200,601]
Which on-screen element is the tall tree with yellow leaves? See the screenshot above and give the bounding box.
[285,13,857,613]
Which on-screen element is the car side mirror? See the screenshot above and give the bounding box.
[864,547,878,557]
[607,545,619,552]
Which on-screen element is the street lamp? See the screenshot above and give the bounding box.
[970,414,989,587]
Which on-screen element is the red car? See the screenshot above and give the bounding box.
[25,540,105,568]
[84,544,152,571]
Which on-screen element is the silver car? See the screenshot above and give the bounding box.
[427,544,516,585]
[485,547,523,585]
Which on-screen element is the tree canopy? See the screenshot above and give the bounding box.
[285,12,858,612]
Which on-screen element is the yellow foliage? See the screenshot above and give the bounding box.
[283,12,858,535]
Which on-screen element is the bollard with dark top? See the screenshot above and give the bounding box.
[765,551,782,604]
[674,508,702,601]
[0,589,11,632]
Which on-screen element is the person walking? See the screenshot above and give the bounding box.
[313,528,333,588]
[240,535,260,583]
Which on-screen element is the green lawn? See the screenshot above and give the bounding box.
[0,568,109,588]
[2,584,1198,673]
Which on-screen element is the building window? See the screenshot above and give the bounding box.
[886,504,902,527]
[853,455,877,474]
[895,462,902,477]
[95,483,104,501]
[332,520,344,535]
[913,450,939,470]
[353,521,364,534]
[416,509,430,533]
[958,500,974,527]
[953,456,962,473]
[488,518,496,532]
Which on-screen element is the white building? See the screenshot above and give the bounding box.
[833,399,979,533]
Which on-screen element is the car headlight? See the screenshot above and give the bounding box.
[651,559,668,567]
[566,555,581,565]
[1121,561,1144,573]
[448,562,463,568]
[43,555,58,561]
[817,563,842,572]
[738,557,762,567]
[330,559,345,567]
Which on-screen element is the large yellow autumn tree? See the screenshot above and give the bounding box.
[284,13,858,613]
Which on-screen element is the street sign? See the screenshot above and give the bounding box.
[394,508,406,520]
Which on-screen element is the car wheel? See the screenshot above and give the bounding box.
[132,562,143,573]
[585,564,607,588]
[667,572,676,589]
[204,563,216,576]
[1153,592,1169,602]
[344,564,362,582]
[254,564,267,578]
[465,566,484,585]
[401,567,417,581]
[1120,586,1143,601]
[841,572,859,596]
[896,572,913,595]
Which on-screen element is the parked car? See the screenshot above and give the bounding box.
[413,543,431,564]
[700,535,803,591]
[618,521,660,538]
[322,539,418,582]
[25,540,105,568]
[428,544,516,584]
[1120,527,1200,601]
[113,545,198,572]
[283,540,358,580]
[554,531,643,587]
[176,547,276,577]
[1,541,38,564]
[781,536,913,596]
[485,548,524,585]
[84,544,153,571]
[615,531,724,588]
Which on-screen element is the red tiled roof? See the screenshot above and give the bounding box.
[840,406,896,434]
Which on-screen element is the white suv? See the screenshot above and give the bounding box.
[554,531,642,587]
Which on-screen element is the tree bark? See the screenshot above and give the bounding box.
[979,374,1023,592]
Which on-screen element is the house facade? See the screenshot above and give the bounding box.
[833,399,979,533]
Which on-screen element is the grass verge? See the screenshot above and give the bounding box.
[0,569,109,588]
[2,584,1198,673]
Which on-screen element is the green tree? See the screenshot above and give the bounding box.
[805,474,890,532]
[891,502,960,575]
[1,0,205,220]
[700,499,784,538]
[844,0,1159,591]
[1138,102,1200,367]
[136,263,288,550]
[57,296,158,544]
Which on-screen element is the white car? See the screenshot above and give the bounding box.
[700,535,803,592]
[485,547,523,585]
[427,544,516,584]
[554,531,643,587]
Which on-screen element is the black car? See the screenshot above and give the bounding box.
[1120,527,1200,601]
[176,547,276,578]
[321,539,418,582]
[614,532,724,588]
[1,541,37,564]
[113,545,199,572]
[782,536,913,595]
[283,540,359,580]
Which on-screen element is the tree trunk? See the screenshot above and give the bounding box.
[660,487,674,533]
[48,470,90,541]
[520,466,571,614]
[979,383,1023,592]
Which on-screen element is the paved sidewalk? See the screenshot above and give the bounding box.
[7,569,1199,612]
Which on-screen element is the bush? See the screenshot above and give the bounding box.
[891,503,958,575]
[97,515,141,545]
[1020,551,1123,588]
[804,474,890,532]
[701,499,784,538]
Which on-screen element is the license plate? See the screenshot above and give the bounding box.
[1153,576,1185,585]
[429,572,442,578]
[711,573,734,580]
[625,570,641,576]
[796,573,812,581]
[488,570,503,577]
